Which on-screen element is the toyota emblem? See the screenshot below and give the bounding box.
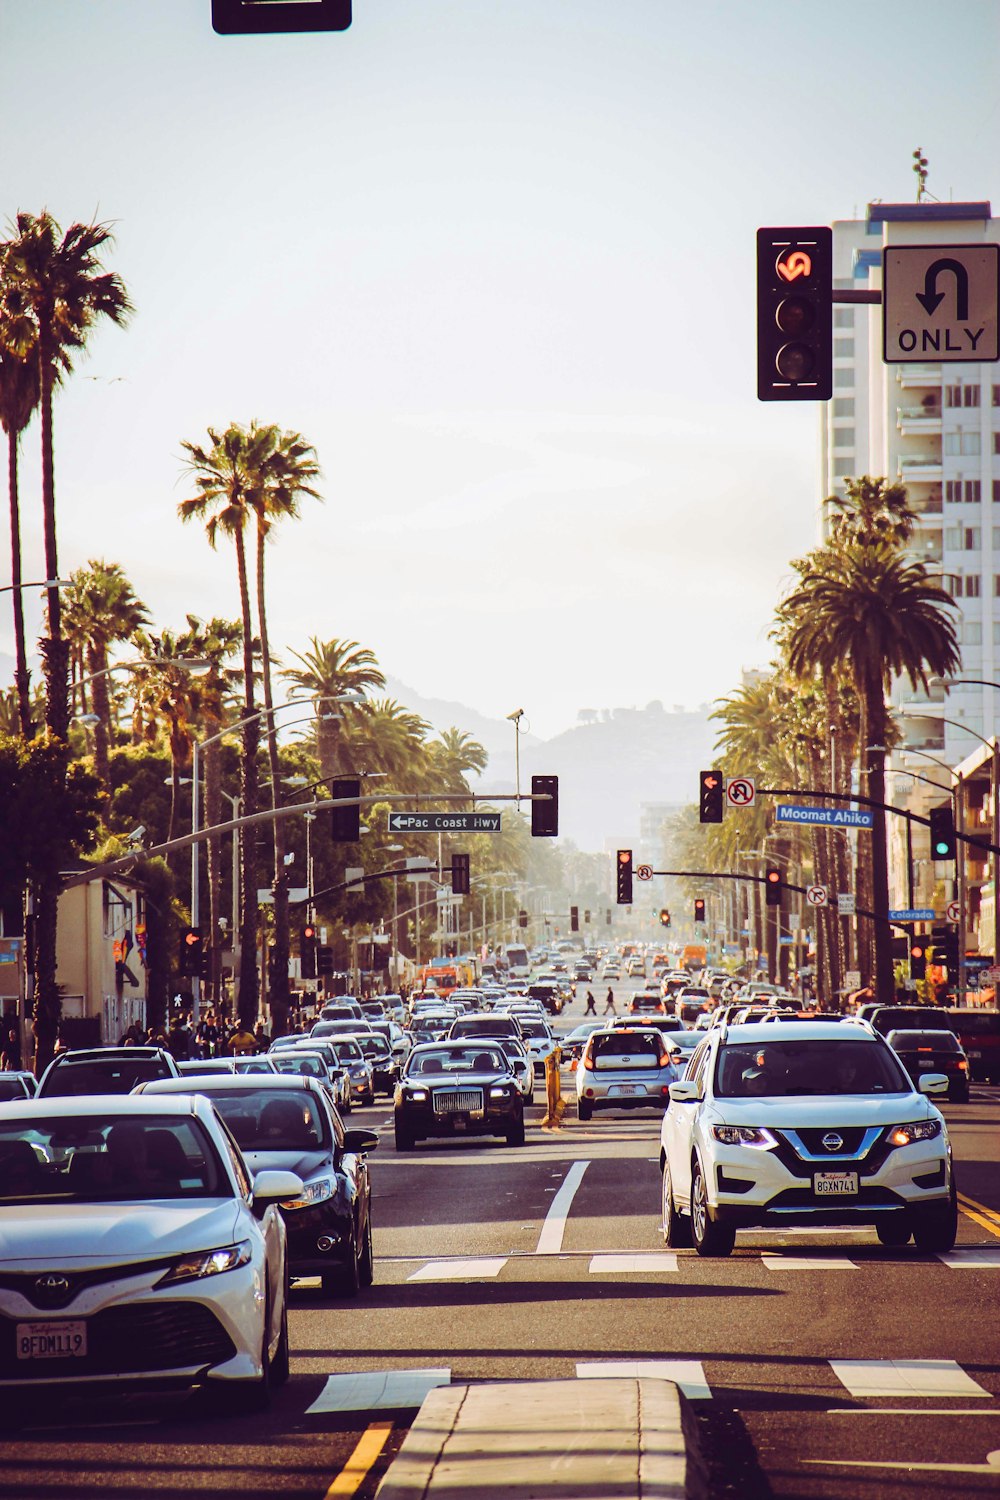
[821,1132,844,1153]
[35,1274,70,1294]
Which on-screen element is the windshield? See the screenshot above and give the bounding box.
[715,1040,909,1098]
[0,1114,227,1203]
[206,1089,330,1152]
[273,1054,327,1078]
[406,1047,508,1075]
[39,1057,175,1096]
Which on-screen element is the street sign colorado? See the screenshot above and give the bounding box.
[388,812,502,833]
[883,243,999,363]
[776,804,874,829]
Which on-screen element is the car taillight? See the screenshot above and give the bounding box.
[957,1059,968,1070]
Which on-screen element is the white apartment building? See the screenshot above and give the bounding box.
[821,200,999,937]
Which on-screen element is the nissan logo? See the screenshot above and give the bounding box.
[822,1132,844,1153]
[35,1274,70,1294]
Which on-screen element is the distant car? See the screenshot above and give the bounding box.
[394,1042,525,1150]
[270,1048,353,1113]
[629,991,666,1016]
[0,1072,36,1101]
[575,1027,674,1120]
[496,1037,535,1102]
[944,1010,1000,1084]
[886,1029,970,1103]
[36,1047,180,1098]
[0,1094,299,1406]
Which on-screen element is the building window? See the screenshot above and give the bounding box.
[965,480,982,503]
[834,369,853,388]
[993,620,1000,644]
[965,386,981,407]
[994,480,1000,502]
[965,622,983,647]
[945,528,978,551]
[944,432,981,456]
[994,433,1000,455]
[946,527,962,550]
[946,480,962,504]
[833,428,855,449]
[993,527,1000,550]
[992,385,1000,406]
[832,458,853,476]
[966,574,982,597]
[832,398,855,417]
[834,338,854,358]
[834,309,854,329]
[995,574,1000,597]
[946,386,962,407]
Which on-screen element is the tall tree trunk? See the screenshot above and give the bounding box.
[256,524,289,1039]
[7,427,31,736]
[234,533,259,1028]
[866,677,894,1001]
[204,735,224,1010]
[86,642,112,783]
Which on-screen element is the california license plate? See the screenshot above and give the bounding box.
[813,1172,858,1197]
[609,1084,642,1096]
[17,1320,87,1360]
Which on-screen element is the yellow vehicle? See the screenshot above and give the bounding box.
[680,943,707,973]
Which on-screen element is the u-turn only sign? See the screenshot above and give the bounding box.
[883,243,999,364]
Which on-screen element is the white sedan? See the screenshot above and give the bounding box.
[0,1094,301,1409]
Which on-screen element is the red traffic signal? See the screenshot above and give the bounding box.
[757,227,833,402]
[616,849,633,905]
[693,898,706,923]
[765,868,782,907]
[699,770,724,824]
[909,941,926,979]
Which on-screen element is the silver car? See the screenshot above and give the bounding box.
[575,1026,675,1120]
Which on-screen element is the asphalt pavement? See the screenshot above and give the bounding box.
[3,975,1000,1499]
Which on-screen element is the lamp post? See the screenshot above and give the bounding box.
[507,709,525,807]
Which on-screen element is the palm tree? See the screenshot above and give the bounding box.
[62,561,149,782]
[249,427,321,1034]
[0,306,40,736]
[340,698,430,790]
[179,424,267,1025]
[780,540,960,1000]
[430,727,489,793]
[1,212,130,1071]
[132,629,203,847]
[282,638,385,778]
[825,474,916,549]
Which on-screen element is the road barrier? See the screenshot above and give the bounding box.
[541,1046,566,1129]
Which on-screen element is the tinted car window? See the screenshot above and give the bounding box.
[868,1006,942,1036]
[39,1057,174,1096]
[272,1053,327,1079]
[407,1047,507,1074]
[202,1089,330,1152]
[0,1115,225,1202]
[589,1033,662,1070]
[0,1077,30,1101]
[887,1030,961,1052]
[716,1039,908,1098]
[947,1011,1000,1038]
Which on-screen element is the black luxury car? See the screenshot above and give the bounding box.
[394,1042,525,1150]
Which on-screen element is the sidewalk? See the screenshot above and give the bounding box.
[375,1377,707,1500]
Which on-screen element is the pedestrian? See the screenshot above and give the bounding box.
[197,1012,219,1057]
[253,1021,271,1053]
[604,987,616,1015]
[0,1026,21,1072]
[227,1021,257,1056]
[167,1014,194,1062]
[584,991,596,1015]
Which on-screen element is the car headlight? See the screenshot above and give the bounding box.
[886,1119,942,1148]
[157,1240,253,1286]
[489,1085,514,1099]
[281,1177,336,1210]
[407,1087,428,1102]
[712,1125,778,1149]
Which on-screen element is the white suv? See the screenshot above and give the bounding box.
[659,1021,956,1257]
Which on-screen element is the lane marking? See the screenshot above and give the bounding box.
[939,1247,1000,1268]
[830,1359,992,1399]
[576,1359,710,1400]
[958,1192,1000,1240]
[536,1160,589,1254]
[307,1369,450,1414]
[324,1421,393,1498]
[803,1453,1000,1475]
[407,1258,507,1281]
[761,1256,857,1271]
[824,1408,1000,1415]
[589,1253,679,1274]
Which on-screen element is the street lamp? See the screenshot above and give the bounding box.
[507,708,525,807]
[377,844,405,987]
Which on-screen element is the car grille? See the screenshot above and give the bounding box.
[784,1127,873,1156]
[0,1302,236,1379]
[0,1259,175,1311]
[433,1089,484,1114]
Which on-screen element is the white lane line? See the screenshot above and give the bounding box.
[830,1360,992,1399]
[824,1408,1000,1416]
[938,1248,1000,1268]
[576,1359,711,1401]
[536,1160,589,1255]
[761,1256,857,1271]
[306,1368,451,1414]
[589,1253,679,1274]
[407,1258,508,1281]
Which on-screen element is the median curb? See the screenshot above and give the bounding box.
[375,1377,709,1499]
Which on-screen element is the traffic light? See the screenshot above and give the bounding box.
[931,924,959,977]
[300,924,317,979]
[330,777,361,842]
[179,927,203,976]
[929,803,957,861]
[757,226,833,401]
[316,944,334,977]
[699,770,724,824]
[451,853,470,896]
[765,868,782,907]
[531,775,559,837]
[518,909,529,929]
[213,0,351,34]
[659,908,671,927]
[616,849,633,905]
[693,898,706,923]
[570,905,579,932]
[909,940,926,980]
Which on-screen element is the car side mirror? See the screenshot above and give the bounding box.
[343,1127,379,1154]
[251,1168,303,1216]
[668,1079,702,1104]
[918,1073,950,1097]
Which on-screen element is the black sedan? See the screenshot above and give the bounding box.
[394,1042,525,1151]
[139,1075,378,1297]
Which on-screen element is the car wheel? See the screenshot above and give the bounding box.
[359,1209,374,1287]
[271,1282,290,1385]
[394,1120,414,1152]
[577,1099,593,1122]
[912,1179,958,1253]
[661,1154,691,1248]
[325,1237,361,1298]
[506,1117,526,1147]
[690,1159,735,1258]
[875,1214,912,1247]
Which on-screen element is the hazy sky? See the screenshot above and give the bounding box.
[2,0,999,738]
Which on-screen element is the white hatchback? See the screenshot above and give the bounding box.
[0,1095,301,1407]
[660,1022,956,1257]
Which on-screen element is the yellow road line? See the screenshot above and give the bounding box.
[957,1191,1000,1239]
[324,1421,393,1498]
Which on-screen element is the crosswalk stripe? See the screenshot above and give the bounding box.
[576,1359,711,1400]
[588,1253,679,1273]
[938,1247,1000,1268]
[761,1255,857,1270]
[829,1359,992,1399]
[307,1369,451,1414]
[407,1258,508,1281]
